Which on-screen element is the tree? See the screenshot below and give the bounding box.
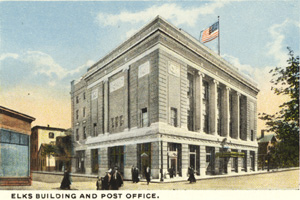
[259,47,299,167]
[41,143,59,171]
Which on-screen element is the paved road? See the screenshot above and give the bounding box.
[1,169,299,190]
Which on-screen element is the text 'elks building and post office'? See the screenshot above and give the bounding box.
[70,16,259,181]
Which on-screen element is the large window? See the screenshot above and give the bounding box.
[187,73,194,131]
[170,107,178,127]
[202,80,209,133]
[217,87,222,136]
[0,129,29,146]
[141,108,148,127]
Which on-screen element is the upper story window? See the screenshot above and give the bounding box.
[49,132,54,139]
[170,107,178,127]
[83,92,86,100]
[83,107,86,118]
[111,118,115,129]
[115,116,119,128]
[76,129,79,141]
[76,96,79,104]
[141,108,148,127]
[251,130,254,141]
[83,126,86,139]
[120,115,124,126]
[93,123,97,136]
[202,80,210,133]
[76,110,79,120]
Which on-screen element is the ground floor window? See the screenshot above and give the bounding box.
[108,146,124,175]
[250,151,255,171]
[206,147,215,175]
[242,150,247,171]
[167,143,182,177]
[189,145,200,175]
[91,149,99,174]
[231,150,238,172]
[76,150,85,173]
[138,143,152,178]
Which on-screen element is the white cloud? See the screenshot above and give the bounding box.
[0,53,19,61]
[96,2,227,27]
[267,19,300,67]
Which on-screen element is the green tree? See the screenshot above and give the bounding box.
[41,144,59,171]
[259,48,299,167]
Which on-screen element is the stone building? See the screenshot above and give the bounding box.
[0,106,35,186]
[70,16,259,180]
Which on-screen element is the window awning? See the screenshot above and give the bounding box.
[216,151,245,158]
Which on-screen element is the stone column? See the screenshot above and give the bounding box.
[195,72,204,132]
[224,86,231,138]
[247,150,251,172]
[215,147,220,174]
[232,92,241,139]
[200,145,206,176]
[103,79,109,134]
[237,149,242,173]
[99,147,108,177]
[254,150,258,171]
[123,66,130,131]
[85,149,92,174]
[182,143,189,178]
[151,142,160,179]
[209,80,219,135]
[161,141,168,180]
[124,144,137,180]
[227,148,232,174]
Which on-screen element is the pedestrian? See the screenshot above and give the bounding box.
[145,166,151,185]
[133,166,140,183]
[131,165,135,183]
[187,167,196,183]
[60,170,71,190]
[110,167,123,190]
[96,176,102,190]
[102,169,111,190]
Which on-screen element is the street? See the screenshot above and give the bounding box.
[1,169,299,190]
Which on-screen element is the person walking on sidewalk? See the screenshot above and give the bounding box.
[145,166,151,185]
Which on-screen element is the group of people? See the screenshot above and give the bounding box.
[97,167,124,190]
[131,166,151,185]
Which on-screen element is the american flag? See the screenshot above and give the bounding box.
[201,21,219,43]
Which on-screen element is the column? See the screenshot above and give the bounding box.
[233,92,241,139]
[237,149,242,173]
[199,145,206,176]
[161,141,168,180]
[123,66,130,131]
[103,79,109,134]
[151,142,160,179]
[124,144,137,180]
[215,147,220,174]
[85,149,92,174]
[227,148,232,174]
[182,144,189,178]
[224,86,231,138]
[196,72,205,132]
[99,147,108,177]
[209,79,219,135]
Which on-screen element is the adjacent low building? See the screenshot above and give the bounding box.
[31,125,67,171]
[71,16,259,180]
[0,106,35,186]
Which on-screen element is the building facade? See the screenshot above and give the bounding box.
[31,125,67,171]
[0,106,35,186]
[71,16,259,180]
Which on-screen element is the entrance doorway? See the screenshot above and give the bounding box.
[167,143,182,177]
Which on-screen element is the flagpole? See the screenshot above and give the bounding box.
[218,16,220,55]
[199,30,204,42]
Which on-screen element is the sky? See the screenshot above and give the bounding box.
[0,0,299,134]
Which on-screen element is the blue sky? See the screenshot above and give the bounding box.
[0,1,299,129]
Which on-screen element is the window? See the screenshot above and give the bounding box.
[120,115,124,126]
[83,92,86,100]
[0,129,29,146]
[141,108,148,127]
[76,96,79,104]
[49,132,54,139]
[111,118,114,129]
[76,129,79,141]
[115,116,119,127]
[93,123,97,136]
[217,87,222,136]
[251,130,254,141]
[170,107,178,127]
[76,110,79,120]
[83,107,86,118]
[83,126,86,139]
[202,80,209,133]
